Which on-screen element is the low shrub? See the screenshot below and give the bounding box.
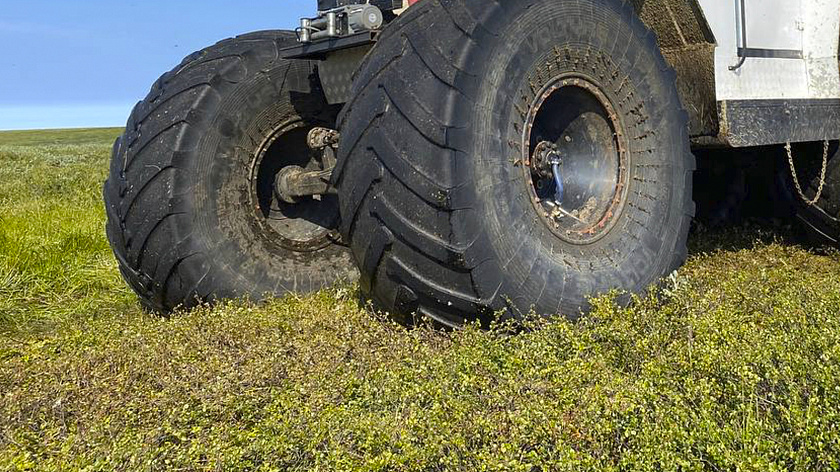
[1,129,838,471]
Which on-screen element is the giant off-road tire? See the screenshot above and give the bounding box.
[783,141,840,245]
[104,31,357,313]
[335,0,695,325]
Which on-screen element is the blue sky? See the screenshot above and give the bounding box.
[0,1,312,130]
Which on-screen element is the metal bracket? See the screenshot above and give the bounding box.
[280,31,377,60]
[730,0,803,71]
[274,128,341,203]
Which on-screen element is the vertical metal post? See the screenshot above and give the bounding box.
[300,18,312,43]
[326,11,338,37]
[729,0,748,70]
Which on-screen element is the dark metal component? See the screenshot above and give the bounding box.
[308,128,339,171]
[275,166,336,204]
[530,141,559,180]
[522,76,629,244]
[307,127,340,150]
[719,99,840,147]
[251,123,340,252]
[280,31,377,60]
[531,141,566,203]
[273,127,340,203]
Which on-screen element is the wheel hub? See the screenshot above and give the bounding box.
[251,123,341,252]
[523,75,628,244]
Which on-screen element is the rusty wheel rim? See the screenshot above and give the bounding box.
[522,74,629,245]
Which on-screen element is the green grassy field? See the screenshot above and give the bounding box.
[1,128,839,471]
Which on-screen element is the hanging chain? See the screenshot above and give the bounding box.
[786,140,829,206]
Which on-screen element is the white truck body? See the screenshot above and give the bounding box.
[699,0,840,100]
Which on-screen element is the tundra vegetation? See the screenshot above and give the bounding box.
[1,128,839,471]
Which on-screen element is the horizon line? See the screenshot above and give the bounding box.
[0,103,133,131]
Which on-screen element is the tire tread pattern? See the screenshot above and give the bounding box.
[104,31,303,312]
[337,0,694,325]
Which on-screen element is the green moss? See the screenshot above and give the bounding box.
[1,129,839,471]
